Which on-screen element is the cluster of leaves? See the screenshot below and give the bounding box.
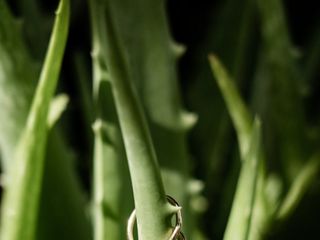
[0,0,319,239]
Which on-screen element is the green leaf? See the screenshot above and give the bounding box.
[185,0,256,178]
[0,1,70,239]
[87,0,177,239]
[209,54,252,159]
[191,2,256,235]
[277,153,320,221]
[223,118,262,240]
[209,56,277,240]
[98,0,198,236]
[92,118,131,240]
[88,1,133,239]
[0,2,92,239]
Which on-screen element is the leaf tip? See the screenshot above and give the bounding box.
[55,0,69,16]
[208,53,219,66]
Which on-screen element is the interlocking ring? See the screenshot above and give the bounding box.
[127,195,186,240]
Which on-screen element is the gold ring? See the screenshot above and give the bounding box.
[127,195,185,240]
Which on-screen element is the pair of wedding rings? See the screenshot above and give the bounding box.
[127,195,185,240]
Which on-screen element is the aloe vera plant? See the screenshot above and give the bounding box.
[88,0,132,239]
[0,0,320,239]
[0,0,91,238]
[89,0,179,238]
[0,0,70,239]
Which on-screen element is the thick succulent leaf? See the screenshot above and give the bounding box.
[209,56,279,240]
[0,2,91,239]
[0,1,70,239]
[209,55,252,159]
[188,1,256,235]
[223,119,262,240]
[88,0,176,239]
[92,118,131,240]
[88,1,133,239]
[277,153,320,220]
[96,0,198,236]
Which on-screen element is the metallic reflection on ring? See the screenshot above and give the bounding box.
[127,195,186,240]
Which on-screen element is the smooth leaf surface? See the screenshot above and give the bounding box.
[277,153,320,220]
[0,1,69,239]
[88,0,177,239]
[0,1,92,239]
[209,56,275,240]
[209,55,252,159]
[223,119,262,240]
[97,0,198,236]
[89,1,133,238]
